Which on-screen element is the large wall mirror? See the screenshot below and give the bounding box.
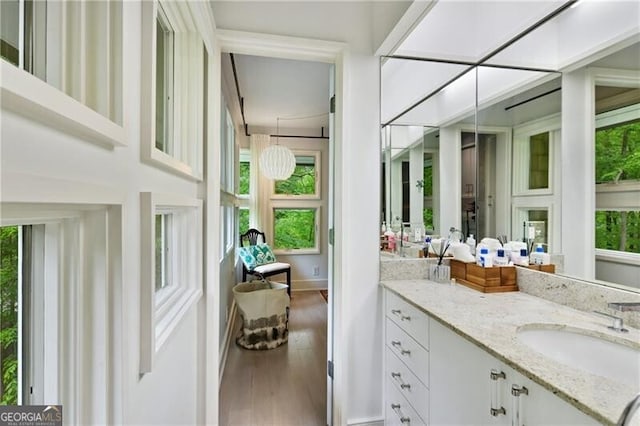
[379,1,640,292]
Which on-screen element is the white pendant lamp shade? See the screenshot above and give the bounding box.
[259,145,296,180]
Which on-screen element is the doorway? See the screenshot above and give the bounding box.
[214,32,345,426]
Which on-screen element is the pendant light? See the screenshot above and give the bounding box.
[259,118,296,180]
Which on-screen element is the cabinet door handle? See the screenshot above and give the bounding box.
[400,416,410,423]
[391,372,401,379]
[391,340,401,347]
[401,315,411,321]
[391,403,401,410]
[511,384,528,397]
[490,369,506,381]
[391,309,401,315]
[511,384,528,426]
[400,349,411,356]
[400,383,411,390]
[490,407,506,417]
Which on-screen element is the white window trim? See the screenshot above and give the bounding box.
[140,192,203,374]
[512,113,560,197]
[0,61,126,147]
[511,201,557,252]
[270,203,321,255]
[595,248,640,266]
[0,203,124,425]
[271,150,322,200]
[140,0,204,181]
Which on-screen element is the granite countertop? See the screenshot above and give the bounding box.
[381,279,640,426]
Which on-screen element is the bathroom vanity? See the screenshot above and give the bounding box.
[380,278,640,426]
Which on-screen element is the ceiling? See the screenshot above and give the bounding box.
[222,53,331,133]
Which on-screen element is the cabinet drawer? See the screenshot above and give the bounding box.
[386,290,429,349]
[386,348,429,423]
[386,319,429,384]
[386,377,427,426]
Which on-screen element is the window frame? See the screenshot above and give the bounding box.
[141,0,204,181]
[271,150,321,200]
[512,114,559,197]
[594,100,640,264]
[0,1,125,147]
[140,192,203,373]
[270,204,321,255]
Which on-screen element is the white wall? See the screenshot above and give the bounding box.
[1,2,210,424]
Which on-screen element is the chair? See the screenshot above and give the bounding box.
[240,228,291,296]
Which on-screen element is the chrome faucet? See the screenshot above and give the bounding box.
[593,311,628,333]
[609,302,640,312]
[618,392,640,426]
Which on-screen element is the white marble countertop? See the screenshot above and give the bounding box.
[381,279,640,426]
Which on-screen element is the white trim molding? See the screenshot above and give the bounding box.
[139,192,203,374]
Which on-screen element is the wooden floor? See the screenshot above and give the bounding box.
[220,291,328,426]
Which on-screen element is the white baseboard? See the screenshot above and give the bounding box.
[219,300,237,386]
[347,417,384,426]
[292,278,328,292]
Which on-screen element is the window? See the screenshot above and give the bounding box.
[140,193,202,373]
[272,151,320,199]
[423,154,434,230]
[155,5,174,154]
[512,115,559,196]
[221,108,235,192]
[273,208,319,252]
[0,204,122,424]
[155,213,172,291]
[595,102,640,256]
[0,226,20,405]
[0,1,125,147]
[238,151,250,196]
[238,208,249,236]
[141,0,204,180]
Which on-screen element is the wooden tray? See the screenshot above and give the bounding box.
[526,264,556,273]
[456,279,519,293]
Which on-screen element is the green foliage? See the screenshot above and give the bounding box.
[238,162,250,195]
[423,208,434,230]
[275,164,315,195]
[595,119,640,254]
[423,165,433,197]
[274,209,315,249]
[238,209,249,236]
[596,121,640,182]
[0,226,18,405]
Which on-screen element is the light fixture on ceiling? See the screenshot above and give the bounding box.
[259,118,296,180]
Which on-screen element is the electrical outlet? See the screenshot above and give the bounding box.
[313,266,320,276]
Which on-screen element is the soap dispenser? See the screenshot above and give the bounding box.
[530,244,551,265]
[466,234,476,255]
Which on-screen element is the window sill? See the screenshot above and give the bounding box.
[595,248,640,266]
[144,148,203,182]
[274,248,321,256]
[0,61,126,148]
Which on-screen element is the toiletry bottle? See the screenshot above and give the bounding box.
[494,248,509,266]
[517,248,529,266]
[466,234,476,256]
[477,247,493,267]
[381,221,386,233]
[530,243,551,265]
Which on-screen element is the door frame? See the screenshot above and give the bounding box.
[212,29,348,426]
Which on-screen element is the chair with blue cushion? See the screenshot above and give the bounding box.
[239,228,291,296]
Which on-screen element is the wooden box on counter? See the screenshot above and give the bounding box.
[526,264,556,273]
[450,259,518,293]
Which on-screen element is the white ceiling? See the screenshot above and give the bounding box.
[225,53,331,132]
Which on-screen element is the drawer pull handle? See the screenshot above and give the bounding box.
[401,349,411,356]
[400,383,411,390]
[391,340,401,347]
[490,369,506,381]
[511,384,529,397]
[401,315,411,321]
[490,407,506,417]
[391,403,401,410]
[400,416,410,423]
[391,372,401,379]
[391,309,402,315]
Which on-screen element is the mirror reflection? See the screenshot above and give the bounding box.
[379,2,640,292]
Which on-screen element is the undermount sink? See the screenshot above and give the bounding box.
[517,325,640,388]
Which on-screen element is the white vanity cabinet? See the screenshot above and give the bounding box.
[428,309,600,426]
[383,288,600,426]
[384,291,430,425]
